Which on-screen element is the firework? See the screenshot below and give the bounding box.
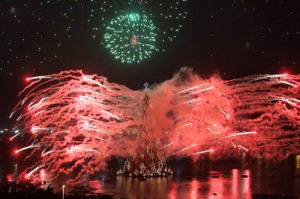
[104,13,157,63]
[93,0,188,63]
[11,68,300,183]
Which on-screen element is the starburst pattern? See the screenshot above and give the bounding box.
[103,13,157,63]
[97,0,188,63]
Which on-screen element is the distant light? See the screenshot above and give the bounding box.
[24,76,32,82]
[282,71,289,76]
[9,7,16,15]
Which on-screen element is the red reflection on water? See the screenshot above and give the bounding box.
[232,169,239,199]
[242,170,251,196]
[296,155,300,169]
[168,181,178,199]
[190,179,199,199]
[208,172,224,199]
[231,169,251,199]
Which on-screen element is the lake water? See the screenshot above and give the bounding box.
[2,157,300,198]
[85,158,300,198]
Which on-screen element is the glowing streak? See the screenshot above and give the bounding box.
[248,74,288,83]
[94,136,109,142]
[284,100,297,106]
[28,97,48,110]
[273,97,297,107]
[82,123,108,134]
[237,146,248,152]
[83,126,106,133]
[159,142,175,150]
[188,149,214,156]
[82,76,114,92]
[77,96,103,106]
[175,84,209,94]
[28,101,33,109]
[83,148,99,152]
[173,144,196,155]
[26,164,45,179]
[101,110,122,121]
[230,140,236,148]
[207,128,220,135]
[31,126,49,134]
[34,110,45,117]
[230,141,248,151]
[42,150,56,156]
[226,131,256,138]
[266,74,288,78]
[290,98,300,103]
[185,86,214,96]
[218,105,230,119]
[278,81,298,88]
[217,92,222,96]
[183,99,200,104]
[10,132,23,141]
[67,146,99,153]
[207,128,213,133]
[9,111,16,119]
[209,122,217,127]
[79,116,99,123]
[86,90,106,97]
[82,122,97,129]
[27,76,51,81]
[15,144,40,153]
[21,97,28,105]
[183,123,192,127]
[16,114,23,121]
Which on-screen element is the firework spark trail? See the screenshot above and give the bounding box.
[278,80,298,88]
[173,144,196,155]
[188,149,214,156]
[15,144,41,153]
[12,70,141,183]
[26,76,52,81]
[175,84,209,94]
[236,146,248,152]
[11,68,300,183]
[159,142,175,150]
[41,150,56,157]
[225,73,300,159]
[10,132,22,141]
[226,132,256,138]
[183,86,215,97]
[26,164,46,179]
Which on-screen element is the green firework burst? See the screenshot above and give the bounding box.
[91,0,188,63]
[104,13,158,64]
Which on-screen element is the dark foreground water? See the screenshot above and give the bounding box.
[2,158,300,198]
[84,158,300,199]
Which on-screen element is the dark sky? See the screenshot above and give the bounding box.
[0,0,299,127]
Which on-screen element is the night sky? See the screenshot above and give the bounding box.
[0,0,299,126]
